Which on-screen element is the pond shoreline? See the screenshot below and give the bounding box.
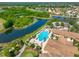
[0,19,47,43]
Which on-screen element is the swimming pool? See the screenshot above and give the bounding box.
[37,30,49,42]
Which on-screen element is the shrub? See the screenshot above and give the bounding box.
[30,44,35,48]
[74,54,79,57]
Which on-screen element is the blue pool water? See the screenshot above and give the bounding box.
[37,30,49,42]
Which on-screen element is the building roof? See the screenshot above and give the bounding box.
[52,29,79,41]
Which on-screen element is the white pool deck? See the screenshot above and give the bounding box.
[41,29,52,53]
[29,28,52,53]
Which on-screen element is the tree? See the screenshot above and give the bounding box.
[61,22,64,26]
[30,44,35,48]
[74,54,79,57]
[9,50,15,57]
[50,24,54,28]
[69,27,76,32]
[74,24,79,29]
[69,20,76,25]
[3,19,14,28]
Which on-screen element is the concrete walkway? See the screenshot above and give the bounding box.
[16,44,26,57]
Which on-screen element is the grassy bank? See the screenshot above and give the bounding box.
[18,22,46,42]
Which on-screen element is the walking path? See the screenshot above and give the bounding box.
[16,44,26,57]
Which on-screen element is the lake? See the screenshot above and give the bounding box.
[53,16,65,21]
[0,19,47,43]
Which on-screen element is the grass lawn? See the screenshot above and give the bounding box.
[0,18,6,32]
[21,48,39,57]
[0,18,5,23]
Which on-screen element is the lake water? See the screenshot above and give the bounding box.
[0,19,47,43]
[53,16,65,21]
[52,15,76,21]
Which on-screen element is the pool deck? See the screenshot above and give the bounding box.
[39,29,79,57]
[29,28,52,53]
[35,29,50,45]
